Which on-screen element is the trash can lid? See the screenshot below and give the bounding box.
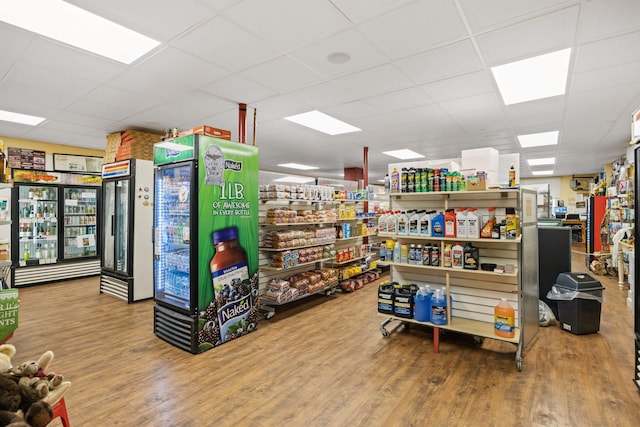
[555,272,605,291]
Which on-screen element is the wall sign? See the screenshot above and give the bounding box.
[7,148,46,170]
[53,153,103,174]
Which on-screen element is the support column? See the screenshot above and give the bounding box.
[238,103,247,144]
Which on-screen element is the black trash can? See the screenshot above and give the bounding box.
[552,272,605,335]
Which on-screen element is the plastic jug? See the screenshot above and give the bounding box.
[400,242,408,264]
[466,208,480,239]
[443,243,452,267]
[456,208,467,238]
[494,298,515,338]
[431,289,448,325]
[451,242,464,269]
[391,168,400,193]
[432,212,444,237]
[463,242,479,270]
[444,209,456,237]
[419,210,431,236]
[409,210,421,235]
[393,240,402,263]
[397,211,409,235]
[414,286,434,322]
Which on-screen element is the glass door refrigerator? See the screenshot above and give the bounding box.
[11,170,102,286]
[100,159,154,303]
[153,134,259,354]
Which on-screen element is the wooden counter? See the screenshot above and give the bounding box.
[562,219,586,243]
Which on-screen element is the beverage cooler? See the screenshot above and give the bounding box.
[153,134,259,354]
[100,159,154,302]
[11,170,101,286]
[586,195,607,266]
[634,146,640,390]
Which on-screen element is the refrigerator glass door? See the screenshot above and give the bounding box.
[17,185,58,266]
[103,181,115,270]
[154,163,193,311]
[63,187,98,259]
[115,179,130,273]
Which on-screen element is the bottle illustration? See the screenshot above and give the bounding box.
[210,226,253,344]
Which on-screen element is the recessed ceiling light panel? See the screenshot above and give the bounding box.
[273,176,316,184]
[278,163,319,171]
[0,109,45,126]
[517,131,559,148]
[492,48,571,105]
[382,149,425,160]
[527,157,556,166]
[284,110,361,135]
[531,170,554,176]
[0,0,161,64]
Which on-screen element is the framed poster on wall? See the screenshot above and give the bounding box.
[7,148,46,170]
[53,153,103,174]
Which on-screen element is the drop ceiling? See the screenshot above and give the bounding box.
[2,0,640,183]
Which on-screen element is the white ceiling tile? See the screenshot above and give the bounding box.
[6,61,98,99]
[420,71,495,103]
[459,0,576,32]
[333,64,413,98]
[47,110,120,130]
[330,0,414,24]
[323,100,381,122]
[574,30,640,72]
[79,86,160,110]
[109,47,230,99]
[224,0,351,52]
[565,84,640,124]
[65,0,217,42]
[202,75,277,104]
[505,97,564,131]
[241,56,323,93]
[0,23,34,77]
[287,82,359,109]
[0,81,77,116]
[395,39,483,85]
[475,6,579,66]
[36,120,101,136]
[578,0,640,43]
[438,93,506,130]
[289,29,389,79]
[357,0,467,59]
[571,60,640,94]
[252,95,313,119]
[171,16,281,73]
[365,88,433,114]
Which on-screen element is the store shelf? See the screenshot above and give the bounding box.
[0,261,12,268]
[0,220,11,225]
[260,279,339,307]
[259,240,336,251]
[377,313,520,344]
[389,262,518,278]
[386,188,519,199]
[259,221,336,227]
[260,256,336,272]
[378,232,521,244]
[335,236,373,243]
[331,254,372,266]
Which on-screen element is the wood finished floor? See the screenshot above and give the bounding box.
[8,251,640,426]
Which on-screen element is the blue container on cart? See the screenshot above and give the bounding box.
[413,286,434,322]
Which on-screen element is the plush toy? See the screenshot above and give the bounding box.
[10,352,65,399]
[0,374,53,427]
[0,344,16,373]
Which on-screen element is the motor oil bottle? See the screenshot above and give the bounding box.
[466,208,480,239]
[480,207,496,238]
[409,210,421,235]
[432,211,444,237]
[397,211,409,235]
[443,243,452,267]
[386,239,395,261]
[431,289,447,325]
[494,298,515,338]
[378,210,388,234]
[422,244,432,266]
[463,242,479,270]
[451,242,464,269]
[401,168,408,192]
[415,244,423,265]
[409,243,416,265]
[444,208,456,237]
[430,244,440,266]
[456,208,467,238]
[387,211,399,235]
[419,210,431,236]
[391,168,400,193]
[400,242,409,264]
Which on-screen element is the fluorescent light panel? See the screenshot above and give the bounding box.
[518,131,559,148]
[527,157,556,166]
[278,163,318,170]
[492,48,571,105]
[382,149,425,160]
[532,170,554,176]
[0,109,45,126]
[284,110,361,135]
[0,0,160,64]
[273,176,316,184]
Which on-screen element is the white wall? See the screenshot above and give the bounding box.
[521,177,563,200]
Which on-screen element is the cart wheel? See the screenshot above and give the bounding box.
[380,327,390,338]
[264,311,274,320]
[472,336,484,346]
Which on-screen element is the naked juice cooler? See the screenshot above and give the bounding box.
[152,134,259,354]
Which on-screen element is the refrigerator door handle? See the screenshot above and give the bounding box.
[111,214,115,236]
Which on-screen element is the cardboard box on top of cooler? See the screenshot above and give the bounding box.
[178,125,231,140]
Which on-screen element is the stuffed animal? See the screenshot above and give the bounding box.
[0,344,16,373]
[0,374,53,427]
[10,352,65,399]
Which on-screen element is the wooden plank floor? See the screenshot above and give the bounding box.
[8,251,640,426]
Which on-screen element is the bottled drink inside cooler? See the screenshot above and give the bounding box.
[17,185,58,265]
[63,187,98,259]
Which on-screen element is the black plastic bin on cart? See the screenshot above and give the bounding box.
[553,272,605,335]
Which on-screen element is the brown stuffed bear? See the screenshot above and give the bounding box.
[0,374,53,427]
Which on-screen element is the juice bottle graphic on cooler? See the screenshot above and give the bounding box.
[494,298,515,338]
[210,226,252,344]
